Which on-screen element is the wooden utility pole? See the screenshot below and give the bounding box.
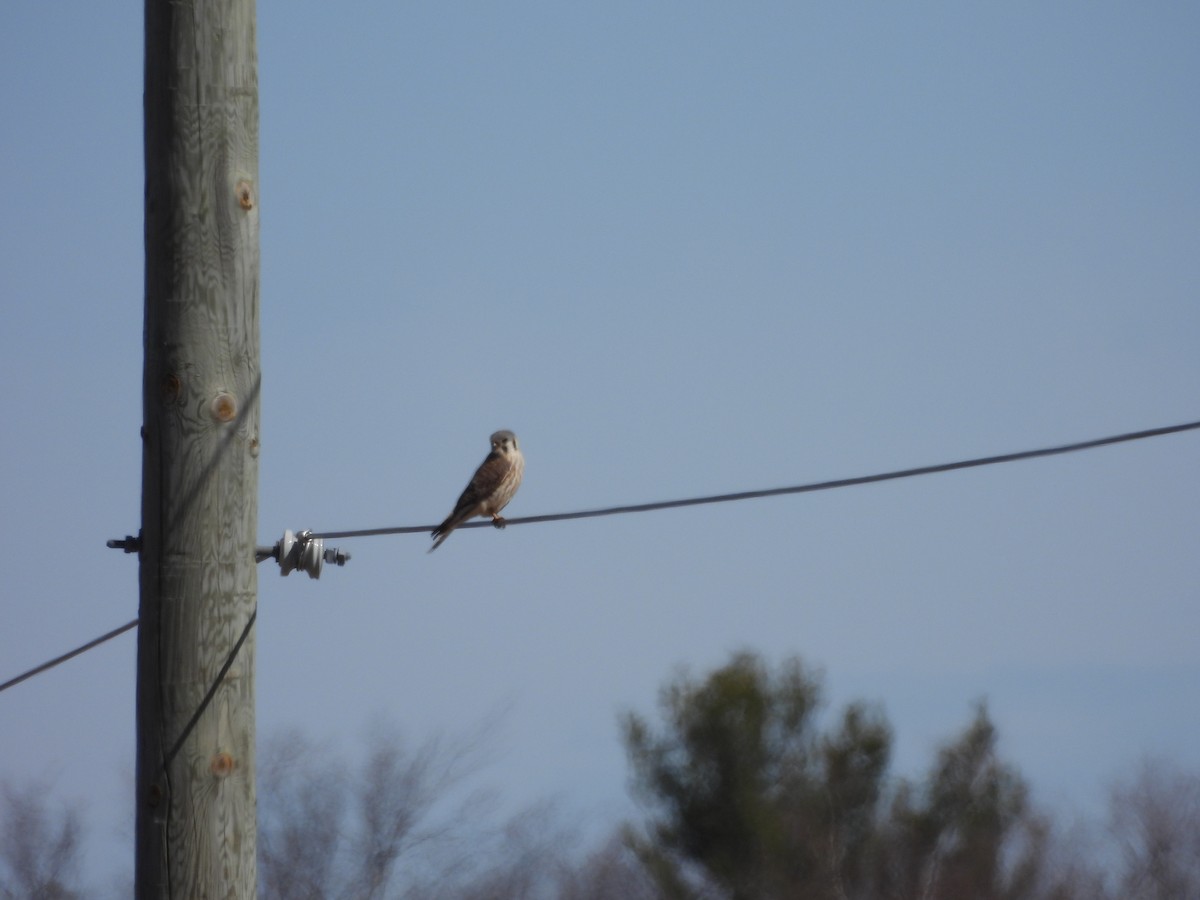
[137,0,260,896]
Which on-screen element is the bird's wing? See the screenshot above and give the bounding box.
[447,451,511,522]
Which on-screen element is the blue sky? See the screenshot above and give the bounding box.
[2,2,1198,890]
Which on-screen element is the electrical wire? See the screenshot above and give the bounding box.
[0,609,256,771]
[2,417,1198,697]
[162,608,256,771]
[0,619,138,694]
[311,418,1200,541]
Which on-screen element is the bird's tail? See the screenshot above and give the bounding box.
[429,523,452,552]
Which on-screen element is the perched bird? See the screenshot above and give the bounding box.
[430,430,525,551]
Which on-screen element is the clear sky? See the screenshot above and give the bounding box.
[2,2,1198,891]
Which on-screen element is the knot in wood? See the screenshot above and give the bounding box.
[236,180,255,211]
[211,392,238,423]
[210,751,237,778]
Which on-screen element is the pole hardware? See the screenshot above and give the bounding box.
[257,529,350,579]
[107,533,143,554]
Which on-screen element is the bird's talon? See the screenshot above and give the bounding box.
[492,516,507,530]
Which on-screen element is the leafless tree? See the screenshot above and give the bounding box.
[343,722,487,900]
[437,801,574,900]
[259,727,651,900]
[558,831,659,900]
[258,718,502,900]
[1108,758,1200,900]
[0,780,83,900]
[410,805,658,900]
[258,729,348,900]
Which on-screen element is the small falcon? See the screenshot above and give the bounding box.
[430,430,525,552]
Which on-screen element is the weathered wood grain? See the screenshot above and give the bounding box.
[137,0,259,896]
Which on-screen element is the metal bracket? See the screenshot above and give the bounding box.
[107,533,142,554]
[257,529,350,579]
[108,528,349,579]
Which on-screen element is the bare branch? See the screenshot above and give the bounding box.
[0,780,83,900]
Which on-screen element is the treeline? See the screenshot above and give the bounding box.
[616,652,1200,899]
[3,651,1198,899]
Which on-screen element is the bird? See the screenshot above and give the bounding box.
[430,430,525,552]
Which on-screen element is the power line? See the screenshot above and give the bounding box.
[3,417,1198,697]
[0,610,255,780]
[312,418,1200,541]
[0,619,138,694]
[162,608,256,771]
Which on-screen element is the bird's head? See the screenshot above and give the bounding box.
[490,430,519,454]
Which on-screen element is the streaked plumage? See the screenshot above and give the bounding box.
[430,430,524,551]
